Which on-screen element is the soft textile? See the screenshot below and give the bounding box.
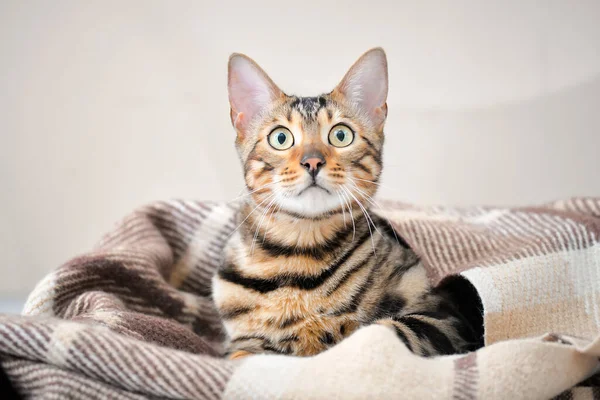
[0,198,599,399]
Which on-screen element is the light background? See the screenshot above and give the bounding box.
[1,1,599,308]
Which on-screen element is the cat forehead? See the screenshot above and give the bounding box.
[285,95,330,121]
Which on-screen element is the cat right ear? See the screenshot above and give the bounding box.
[228,54,283,138]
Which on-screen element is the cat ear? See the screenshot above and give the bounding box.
[333,48,388,127]
[228,54,283,136]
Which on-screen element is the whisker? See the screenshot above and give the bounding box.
[342,186,376,256]
[336,191,347,228]
[347,178,387,212]
[227,193,276,238]
[349,176,398,193]
[263,194,285,244]
[339,189,356,242]
[347,181,379,209]
[344,185,383,238]
[351,177,381,185]
[348,179,401,246]
[228,180,281,204]
[250,194,279,255]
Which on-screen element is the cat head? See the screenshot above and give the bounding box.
[228,48,388,217]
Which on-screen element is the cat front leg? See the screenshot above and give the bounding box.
[373,292,479,357]
[225,335,285,359]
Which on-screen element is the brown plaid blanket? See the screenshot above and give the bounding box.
[1,198,600,399]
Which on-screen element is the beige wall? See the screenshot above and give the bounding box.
[1,1,599,299]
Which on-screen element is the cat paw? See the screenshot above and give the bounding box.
[373,318,396,331]
[228,350,253,360]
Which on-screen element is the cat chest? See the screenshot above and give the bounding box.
[253,288,361,356]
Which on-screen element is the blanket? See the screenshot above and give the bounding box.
[1,198,599,399]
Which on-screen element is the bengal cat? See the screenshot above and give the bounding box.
[212,48,480,359]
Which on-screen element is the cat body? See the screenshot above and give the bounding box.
[212,48,478,358]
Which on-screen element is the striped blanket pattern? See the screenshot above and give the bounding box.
[0,198,599,399]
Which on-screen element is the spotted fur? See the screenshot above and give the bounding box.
[212,48,479,358]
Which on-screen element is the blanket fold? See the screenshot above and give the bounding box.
[1,197,599,399]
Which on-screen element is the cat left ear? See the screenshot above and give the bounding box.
[333,48,388,128]
[228,54,283,137]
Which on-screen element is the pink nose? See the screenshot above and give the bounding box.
[302,158,324,171]
[301,155,326,178]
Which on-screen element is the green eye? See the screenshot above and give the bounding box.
[268,127,294,150]
[328,124,354,148]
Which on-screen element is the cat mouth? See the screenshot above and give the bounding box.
[298,182,331,196]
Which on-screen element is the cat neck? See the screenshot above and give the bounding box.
[237,198,366,252]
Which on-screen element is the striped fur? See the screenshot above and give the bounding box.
[214,209,479,357]
[213,48,478,358]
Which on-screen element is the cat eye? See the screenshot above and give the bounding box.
[328,124,354,148]
[268,127,294,150]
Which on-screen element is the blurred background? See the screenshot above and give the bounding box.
[1,1,599,312]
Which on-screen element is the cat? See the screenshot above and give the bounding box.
[212,48,479,359]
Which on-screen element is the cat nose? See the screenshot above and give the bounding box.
[301,155,326,178]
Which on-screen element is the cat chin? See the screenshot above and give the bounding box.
[275,187,343,217]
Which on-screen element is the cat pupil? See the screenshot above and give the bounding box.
[277,133,286,145]
[336,131,345,141]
